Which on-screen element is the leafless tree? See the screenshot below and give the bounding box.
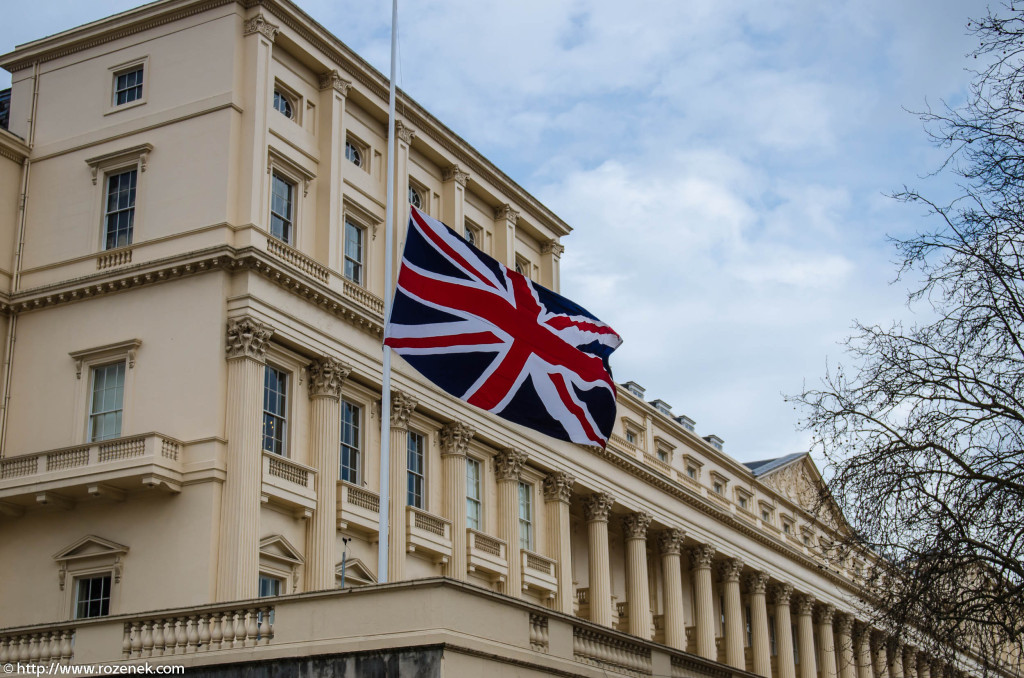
[792,5,1024,673]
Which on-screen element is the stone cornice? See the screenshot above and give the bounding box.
[0,131,29,163]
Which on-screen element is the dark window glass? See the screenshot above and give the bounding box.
[262,367,288,455]
[340,401,361,483]
[104,169,137,249]
[407,432,425,508]
[270,173,293,244]
[115,67,144,106]
[75,574,111,619]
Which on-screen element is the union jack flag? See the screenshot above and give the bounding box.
[384,208,622,448]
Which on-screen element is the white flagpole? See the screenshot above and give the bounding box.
[377,0,399,585]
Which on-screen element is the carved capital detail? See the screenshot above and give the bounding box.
[442,164,470,186]
[815,603,835,625]
[744,571,770,595]
[772,583,794,606]
[622,511,652,540]
[836,612,855,636]
[657,528,686,555]
[390,390,418,429]
[225,316,273,361]
[308,357,351,399]
[440,421,474,456]
[494,203,519,225]
[541,240,565,258]
[583,492,614,522]
[718,557,744,582]
[396,120,415,145]
[318,70,351,96]
[243,14,279,41]
[688,544,716,570]
[795,593,816,616]
[494,447,528,482]
[542,471,575,503]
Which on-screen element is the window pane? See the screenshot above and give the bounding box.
[344,221,364,284]
[270,174,293,244]
[262,367,288,455]
[406,432,424,508]
[340,401,361,483]
[115,67,144,105]
[466,458,481,530]
[518,481,533,551]
[75,574,111,619]
[104,170,137,250]
[90,362,125,442]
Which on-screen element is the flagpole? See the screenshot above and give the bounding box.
[377,0,399,585]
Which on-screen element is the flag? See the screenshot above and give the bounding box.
[384,207,622,447]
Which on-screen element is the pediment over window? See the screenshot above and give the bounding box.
[259,535,304,567]
[53,535,129,563]
[335,558,376,587]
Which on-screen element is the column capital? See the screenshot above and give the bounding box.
[494,447,527,481]
[541,240,565,258]
[718,557,744,582]
[442,164,470,187]
[772,582,794,606]
[835,612,855,635]
[815,603,835,625]
[542,471,575,503]
[494,203,519,225]
[307,357,351,399]
[794,593,816,616]
[390,390,418,429]
[439,420,475,456]
[622,511,652,540]
[396,120,416,145]
[318,70,351,96]
[226,316,273,361]
[583,492,614,522]
[903,647,918,663]
[657,528,686,555]
[243,13,279,41]
[688,543,716,570]
[744,570,770,594]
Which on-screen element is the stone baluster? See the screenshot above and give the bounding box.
[209,613,223,650]
[689,543,717,660]
[623,511,653,639]
[440,420,474,581]
[151,620,164,656]
[199,614,212,650]
[745,571,772,677]
[543,470,575,614]
[495,447,528,597]
[658,528,687,651]
[584,492,616,627]
[720,557,745,669]
[773,584,797,678]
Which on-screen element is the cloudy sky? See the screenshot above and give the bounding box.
[0,1,989,462]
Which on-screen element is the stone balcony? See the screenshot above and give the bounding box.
[521,549,558,599]
[336,481,380,534]
[406,506,452,564]
[467,529,507,583]
[260,452,316,519]
[0,433,184,515]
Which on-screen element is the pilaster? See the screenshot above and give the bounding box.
[720,557,745,669]
[543,471,575,614]
[540,239,564,291]
[745,571,772,677]
[441,164,470,234]
[391,120,415,283]
[317,70,351,270]
[495,447,527,597]
[583,492,615,627]
[238,13,278,231]
[689,543,717,660]
[387,390,417,582]
[658,528,687,651]
[439,420,474,581]
[493,203,519,268]
[773,584,796,678]
[622,512,652,639]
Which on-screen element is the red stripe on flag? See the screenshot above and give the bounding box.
[411,209,498,290]
[385,331,502,349]
[551,372,605,447]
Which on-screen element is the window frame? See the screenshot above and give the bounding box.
[408,183,424,211]
[266,148,314,247]
[339,399,362,484]
[102,168,138,251]
[406,430,426,509]
[106,56,149,114]
[89,361,127,443]
[269,171,296,245]
[85,145,151,253]
[343,218,366,285]
[518,480,534,551]
[69,339,140,445]
[466,456,483,531]
[74,573,113,619]
[271,80,302,125]
[262,364,290,457]
[345,134,370,172]
[54,535,127,621]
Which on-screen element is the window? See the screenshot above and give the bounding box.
[625,430,636,445]
[114,67,144,106]
[687,466,697,479]
[514,255,530,278]
[738,496,748,510]
[89,362,125,442]
[407,431,425,508]
[792,624,799,663]
[408,186,422,209]
[273,90,294,119]
[745,605,752,647]
[656,448,669,463]
[75,574,111,619]
[719,594,725,634]
[270,173,294,244]
[340,400,361,483]
[713,482,723,494]
[466,458,482,530]
[344,220,364,284]
[518,481,533,551]
[262,366,288,455]
[769,617,777,656]
[345,141,362,167]
[762,509,771,521]
[104,169,137,250]
[258,574,283,598]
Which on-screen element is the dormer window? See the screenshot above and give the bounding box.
[675,415,696,432]
[704,435,724,451]
[623,381,645,398]
[649,399,672,416]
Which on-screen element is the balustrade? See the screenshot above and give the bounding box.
[121,607,272,657]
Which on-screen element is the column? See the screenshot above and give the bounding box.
[543,471,575,614]
[439,420,474,581]
[391,121,415,283]
[904,647,918,678]
[874,636,891,678]
[745,571,772,678]
[720,558,745,669]
[773,584,796,678]
[387,390,417,583]
[917,655,932,678]
[657,528,687,651]
[889,642,904,678]
[540,240,564,291]
[442,165,470,231]
[623,512,653,639]
[795,595,817,678]
[304,357,350,591]
[493,204,518,268]
[495,447,527,597]
[835,613,856,678]
[317,71,351,268]
[689,543,717,661]
[217,316,274,601]
[816,605,838,678]
[238,14,278,228]
[855,624,874,678]
[583,492,615,627]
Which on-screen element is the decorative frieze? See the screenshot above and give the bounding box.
[389,391,417,429]
[494,447,527,481]
[688,544,716,570]
[494,203,519,225]
[745,570,770,594]
[225,317,273,361]
[243,14,279,41]
[657,528,686,555]
[622,511,651,540]
[772,582,794,606]
[396,120,415,145]
[442,164,470,186]
[542,471,575,503]
[439,421,474,457]
[318,70,351,96]
[718,557,744,582]
[307,357,351,399]
[583,492,614,522]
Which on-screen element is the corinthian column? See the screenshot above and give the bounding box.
[904,647,918,678]
[543,471,575,614]
[584,492,615,626]
[796,595,817,678]
[745,571,772,678]
[217,317,274,602]
[689,543,717,660]
[855,624,874,678]
[890,642,905,678]
[720,557,745,669]
[495,447,527,597]
[658,528,687,651]
[304,357,350,591]
[874,636,891,678]
[439,421,474,581]
[836,613,856,678]
[388,390,417,582]
[623,512,653,639]
[917,655,932,678]
[773,584,796,678]
[816,605,838,678]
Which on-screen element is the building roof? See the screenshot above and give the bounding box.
[742,451,806,477]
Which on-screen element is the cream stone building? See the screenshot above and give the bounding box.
[0,2,1011,677]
